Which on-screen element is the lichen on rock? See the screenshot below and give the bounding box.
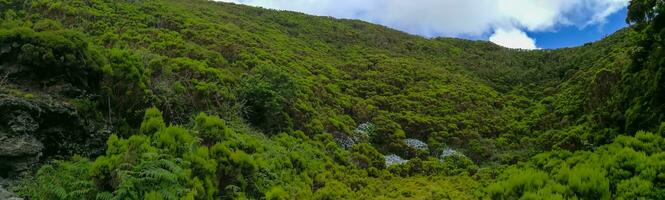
[384,154,408,167]
[0,184,23,200]
[403,138,429,151]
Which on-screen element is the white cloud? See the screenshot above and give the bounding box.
[489,28,538,49]
[218,0,629,49]
[586,0,631,25]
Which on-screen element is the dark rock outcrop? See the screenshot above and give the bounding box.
[0,134,43,178]
[0,94,105,178]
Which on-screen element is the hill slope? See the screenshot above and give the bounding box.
[0,0,663,199]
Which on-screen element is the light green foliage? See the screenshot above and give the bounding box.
[18,108,480,199]
[3,0,665,199]
[388,155,477,177]
[265,187,288,200]
[194,112,232,145]
[0,0,650,163]
[55,111,213,200]
[2,0,561,162]
[488,131,665,199]
[139,107,166,135]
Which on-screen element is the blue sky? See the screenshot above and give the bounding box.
[528,7,628,49]
[219,0,630,50]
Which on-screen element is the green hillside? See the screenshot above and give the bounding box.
[0,0,663,199]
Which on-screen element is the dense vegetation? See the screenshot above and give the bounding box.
[0,0,663,199]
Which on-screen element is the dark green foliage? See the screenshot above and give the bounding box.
[0,24,103,92]
[615,0,665,134]
[102,48,152,128]
[240,65,299,133]
[350,143,385,169]
[16,157,97,200]
[627,0,661,24]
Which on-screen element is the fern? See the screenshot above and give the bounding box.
[51,185,68,199]
[140,168,179,183]
[96,192,114,200]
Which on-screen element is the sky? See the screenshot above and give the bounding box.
[217,0,631,50]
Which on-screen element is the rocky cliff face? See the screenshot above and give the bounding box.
[0,24,109,180]
[0,184,23,200]
[0,93,105,179]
